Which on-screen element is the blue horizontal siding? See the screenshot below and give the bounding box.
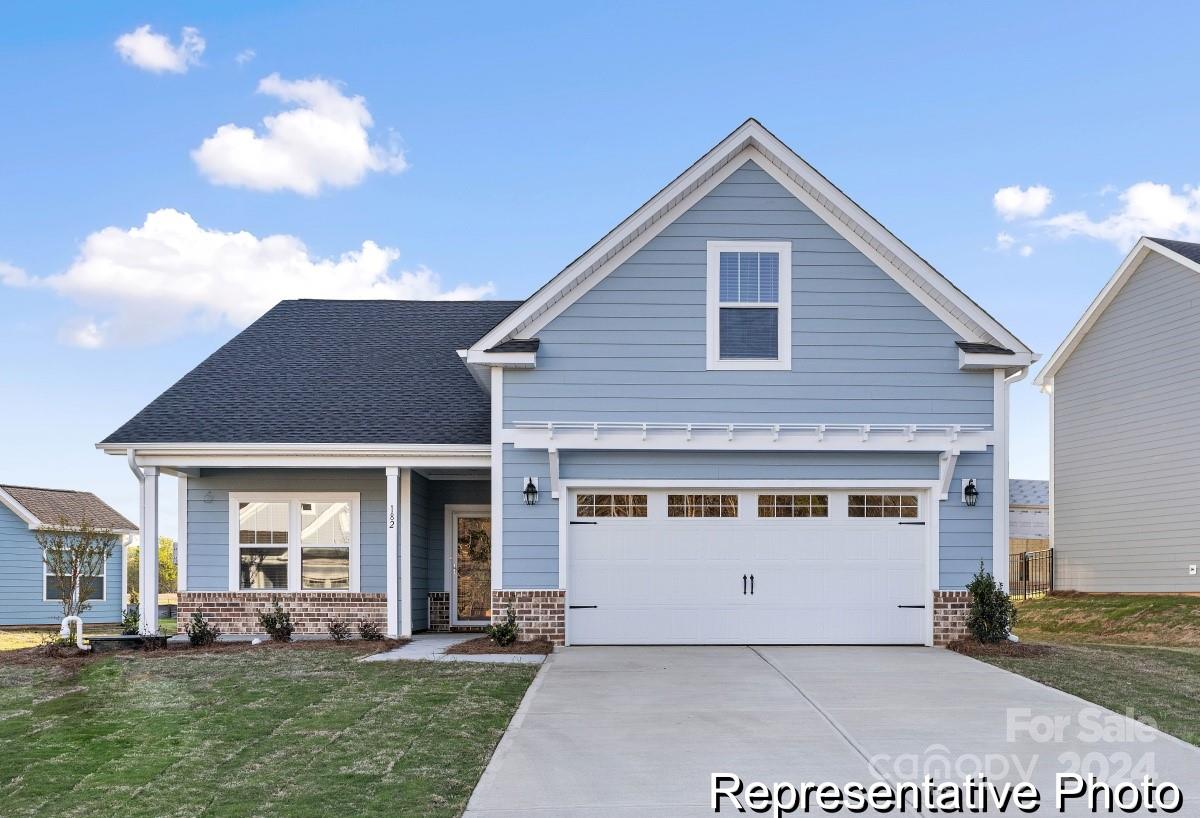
[503,159,992,427]
[187,469,386,594]
[0,502,124,625]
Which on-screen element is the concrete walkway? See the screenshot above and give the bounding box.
[465,646,1200,816]
[360,633,545,665]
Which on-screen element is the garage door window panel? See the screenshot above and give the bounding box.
[848,494,919,519]
[757,494,829,518]
[667,494,738,518]
[575,494,648,519]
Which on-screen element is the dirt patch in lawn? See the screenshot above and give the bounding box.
[445,636,553,655]
[948,637,1051,659]
[1015,592,1200,646]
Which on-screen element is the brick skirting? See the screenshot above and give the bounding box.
[932,590,971,646]
[427,592,450,632]
[177,591,387,635]
[492,589,565,646]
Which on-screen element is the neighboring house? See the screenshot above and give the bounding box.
[99,119,1036,646]
[1008,478,1049,554]
[0,484,136,625]
[1037,236,1200,592]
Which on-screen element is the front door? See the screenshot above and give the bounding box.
[451,510,491,625]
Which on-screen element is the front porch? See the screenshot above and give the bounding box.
[126,454,497,640]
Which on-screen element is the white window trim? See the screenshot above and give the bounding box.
[705,240,792,370]
[43,556,106,603]
[227,492,360,593]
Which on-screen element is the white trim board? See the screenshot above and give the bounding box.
[1036,237,1200,387]
[470,118,1031,357]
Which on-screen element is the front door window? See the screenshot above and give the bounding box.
[455,515,491,621]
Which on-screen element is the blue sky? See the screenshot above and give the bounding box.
[4,2,1199,535]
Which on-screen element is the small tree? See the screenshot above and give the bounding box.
[127,536,178,597]
[966,561,1017,643]
[35,515,120,620]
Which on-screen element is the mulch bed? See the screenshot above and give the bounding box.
[0,637,409,667]
[444,636,553,655]
[948,637,1052,659]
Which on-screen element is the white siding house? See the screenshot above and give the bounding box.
[1036,237,1200,592]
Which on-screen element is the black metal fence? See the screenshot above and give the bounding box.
[1010,549,1053,600]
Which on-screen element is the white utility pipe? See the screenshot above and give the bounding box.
[59,615,90,651]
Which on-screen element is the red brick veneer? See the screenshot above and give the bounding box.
[427,591,450,632]
[491,589,565,646]
[932,590,971,646]
[177,591,386,635]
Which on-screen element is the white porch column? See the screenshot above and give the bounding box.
[138,466,160,635]
[385,467,399,638]
[400,468,413,638]
[177,474,188,592]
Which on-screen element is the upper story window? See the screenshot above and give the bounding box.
[706,241,792,370]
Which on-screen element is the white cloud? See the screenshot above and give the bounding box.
[114,25,205,74]
[990,232,1034,257]
[4,209,493,347]
[0,261,29,287]
[993,185,1053,221]
[1042,182,1200,249]
[192,73,407,195]
[235,49,256,65]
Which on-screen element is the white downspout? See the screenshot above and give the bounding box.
[126,449,160,635]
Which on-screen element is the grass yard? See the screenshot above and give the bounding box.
[0,618,177,652]
[1013,592,1200,646]
[0,643,537,817]
[975,642,1200,746]
[963,593,1200,747]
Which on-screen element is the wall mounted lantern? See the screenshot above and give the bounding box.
[962,478,979,507]
[522,476,539,505]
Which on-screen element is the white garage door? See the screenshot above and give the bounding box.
[567,489,930,645]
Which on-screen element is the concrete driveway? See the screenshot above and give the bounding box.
[466,646,1200,816]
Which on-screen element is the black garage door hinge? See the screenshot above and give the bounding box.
[569,521,598,525]
[898,521,926,526]
[568,605,598,609]
[897,604,927,609]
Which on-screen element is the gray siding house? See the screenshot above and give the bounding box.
[100,120,1035,646]
[1037,237,1200,592]
[0,484,135,625]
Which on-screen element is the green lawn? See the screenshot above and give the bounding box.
[976,642,1200,746]
[0,644,537,817]
[1013,592,1200,646]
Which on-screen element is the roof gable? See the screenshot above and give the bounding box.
[1036,237,1200,386]
[471,118,1032,357]
[0,484,136,531]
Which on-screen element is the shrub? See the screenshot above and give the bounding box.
[486,604,519,647]
[184,610,222,647]
[966,561,1017,643]
[357,620,384,641]
[328,619,351,642]
[121,605,139,635]
[258,602,294,642]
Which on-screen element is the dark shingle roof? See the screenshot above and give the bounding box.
[0,484,136,530]
[102,300,522,445]
[956,341,1014,355]
[486,338,539,353]
[1009,478,1049,507]
[1148,237,1200,265]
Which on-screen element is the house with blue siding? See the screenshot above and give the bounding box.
[0,484,135,625]
[99,120,1035,646]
